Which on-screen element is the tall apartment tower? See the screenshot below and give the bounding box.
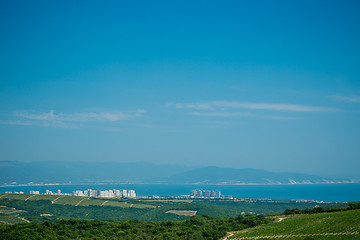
[216,191,221,198]
[121,189,128,198]
[128,190,136,198]
[115,190,122,198]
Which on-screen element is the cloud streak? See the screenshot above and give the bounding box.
[14,109,146,122]
[331,95,360,103]
[174,101,338,121]
[190,111,254,117]
[176,101,338,112]
[2,109,146,128]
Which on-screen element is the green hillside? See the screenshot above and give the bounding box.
[230,209,360,239]
[0,193,330,223]
[0,193,155,208]
[0,194,359,239]
[0,214,28,225]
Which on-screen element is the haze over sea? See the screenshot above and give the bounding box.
[2,183,360,203]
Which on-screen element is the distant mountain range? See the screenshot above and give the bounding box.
[0,161,353,186]
[161,166,350,184]
[0,161,191,185]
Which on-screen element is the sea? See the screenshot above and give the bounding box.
[1,183,360,203]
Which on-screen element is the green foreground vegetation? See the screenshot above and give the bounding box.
[0,215,269,239]
[230,209,360,240]
[0,193,359,239]
[0,204,359,240]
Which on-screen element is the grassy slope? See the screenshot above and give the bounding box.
[0,194,154,208]
[196,199,329,215]
[0,205,28,225]
[231,209,360,240]
[0,214,28,225]
[1,193,354,224]
[0,193,331,215]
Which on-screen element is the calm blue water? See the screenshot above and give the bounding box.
[1,183,360,203]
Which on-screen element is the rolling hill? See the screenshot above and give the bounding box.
[0,161,349,185]
[163,166,346,185]
[230,209,360,239]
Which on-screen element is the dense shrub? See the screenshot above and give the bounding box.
[0,214,270,240]
[283,201,360,215]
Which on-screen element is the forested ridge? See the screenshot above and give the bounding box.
[0,214,269,240]
[283,201,360,215]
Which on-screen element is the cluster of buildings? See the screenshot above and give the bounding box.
[72,189,136,198]
[292,199,332,204]
[26,188,136,198]
[190,189,223,199]
[5,191,24,194]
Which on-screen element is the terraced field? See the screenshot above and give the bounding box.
[76,197,104,206]
[51,195,87,205]
[0,205,25,215]
[29,194,59,201]
[0,194,29,201]
[229,209,360,240]
[0,214,28,225]
[143,199,193,203]
[0,194,156,209]
[0,205,30,225]
[102,200,155,208]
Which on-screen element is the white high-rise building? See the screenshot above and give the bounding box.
[121,189,128,198]
[108,190,115,198]
[73,190,86,196]
[203,190,211,198]
[88,189,96,197]
[216,191,221,198]
[115,190,122,198]
[99,191,105,198]
[128,190,136,198]
[46,189,54,195]
[99,190,116,198]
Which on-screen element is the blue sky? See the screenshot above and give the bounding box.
[1,0,360,178]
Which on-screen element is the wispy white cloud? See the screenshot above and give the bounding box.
[0,119,78,128]
[331,95,360,103]
[1,109,146,128]
[190,111,301,120]
[14,109,146,122]
[14,110,57,120]
[262,115,302,120]
[176,101,338,112]
[0,120,33,126]
[190,111,254,117]
[176,103,214,111]
[174,101,338,121]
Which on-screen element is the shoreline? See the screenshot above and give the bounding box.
[0,181,358,188]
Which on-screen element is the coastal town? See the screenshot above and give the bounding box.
[5,189,224,199]
[2,188,332,204]
[4,188,226,199]
[6,188,137,198]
